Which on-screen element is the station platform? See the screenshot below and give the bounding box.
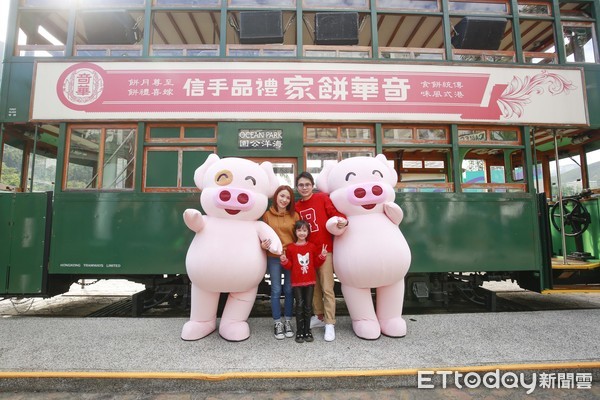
[1,308,599,395]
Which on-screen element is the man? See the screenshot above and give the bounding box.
[294,171,347,342]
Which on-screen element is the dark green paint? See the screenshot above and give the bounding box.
[49,192,198,275]
[550,198,599,259]
[397,192,542,273]
[0,192,49,295]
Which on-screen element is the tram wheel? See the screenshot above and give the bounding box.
[550,198,591,237]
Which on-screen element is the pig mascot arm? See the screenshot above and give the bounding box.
[317,163,349,237]
[183,209,206,233]
[383,202,404,226]
[256,221,283,255]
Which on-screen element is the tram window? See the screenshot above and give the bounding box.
[16,9,68,57]
[377,14,445,60]
[377,0,440,11]
[65,127,136,191]
[144,147,214,192]
[458,127,520,144]
[229,0,296,6]
[154,0,220,5]
[306,148,375,185]
[461,149,526,192]
[151,11,220,54]
[0,144,23,191]
[448,0,509,14]
[303,0,368,8]
[563,24,597,63]
[305,126,374,143]
[27,154,57,192]
[587,149,600,189]
[391,148,452,192]
[549,154,583,198]
[383,126,449,144]
[147,125,217,142]
[518,2,551,16]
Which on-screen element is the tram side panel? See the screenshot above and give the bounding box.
[398,192,543,275]
[48,192,196,278]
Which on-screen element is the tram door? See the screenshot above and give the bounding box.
[0,191,51,295]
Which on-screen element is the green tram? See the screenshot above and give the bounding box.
[0,0,599,311]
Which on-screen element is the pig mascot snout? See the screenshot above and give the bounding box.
[317,154,411,340]
[182,154,282,342]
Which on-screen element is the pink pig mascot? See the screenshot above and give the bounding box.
[317,154,411,340]
[182,154,282,342]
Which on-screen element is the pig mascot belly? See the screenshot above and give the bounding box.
[181,155,282,342]
[318,154,411,340]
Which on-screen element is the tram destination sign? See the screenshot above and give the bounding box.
[31,61,588,126]
[238,129,283,150]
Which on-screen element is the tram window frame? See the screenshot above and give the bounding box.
[517,1,551,16]
[305,147,376,186]
[448,0,510,14]
[383,126,450,144]
[245,157,298,188]
[458,127,521,145]
[64,125,137,192]
[304,125,374,144]
[145,124,217,143]
[143,146,215,192]
[376,0,440,12]
[461,148,527,192]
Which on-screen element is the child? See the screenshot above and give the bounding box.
[280,220,328,343]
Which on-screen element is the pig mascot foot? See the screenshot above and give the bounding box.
[181,320,217,341]
[219,320,250,342]
[352,319,381,340]
[379,316,407,338]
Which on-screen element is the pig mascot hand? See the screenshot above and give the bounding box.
[317,154,411,340]
[182,154,282,342]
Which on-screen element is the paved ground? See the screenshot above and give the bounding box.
[1,279,599,398]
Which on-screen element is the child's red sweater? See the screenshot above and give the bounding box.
[281,242,326,287]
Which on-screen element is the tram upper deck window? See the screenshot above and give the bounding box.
[65,126,136,191]
[378,12,445,60]
[518,1,556,64]
[15,8,68,57]
[303,0,369,8]
[448,0,509,13]
[79,0,146,6]
[75,9,144,57]
[151,9,220,57]
[560,2,598,63]
[154,0,220,5]
[229,0,296,6]
[376,0,439,11]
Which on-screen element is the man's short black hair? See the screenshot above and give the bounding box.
[296,171,314,186]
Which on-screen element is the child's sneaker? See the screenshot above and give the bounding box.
[304,330,314,342]
[284,320,294,338]
[295,332,304,343]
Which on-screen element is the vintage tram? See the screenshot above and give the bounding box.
[0,0,598,312]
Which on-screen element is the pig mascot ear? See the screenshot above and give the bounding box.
[316,162,337,194]
[260,161,280,197]
[193,153,220,190]
[376,154,398,184]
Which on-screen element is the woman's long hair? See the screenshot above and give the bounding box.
[272,185,296,215]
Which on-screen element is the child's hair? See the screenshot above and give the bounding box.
[293,220,311,241]
[272,185,296,214]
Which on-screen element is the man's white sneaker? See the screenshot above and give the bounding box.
[324,324,335,342]
[310,316,325,329]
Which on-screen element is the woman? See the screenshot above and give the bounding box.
[261,185,300,340]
